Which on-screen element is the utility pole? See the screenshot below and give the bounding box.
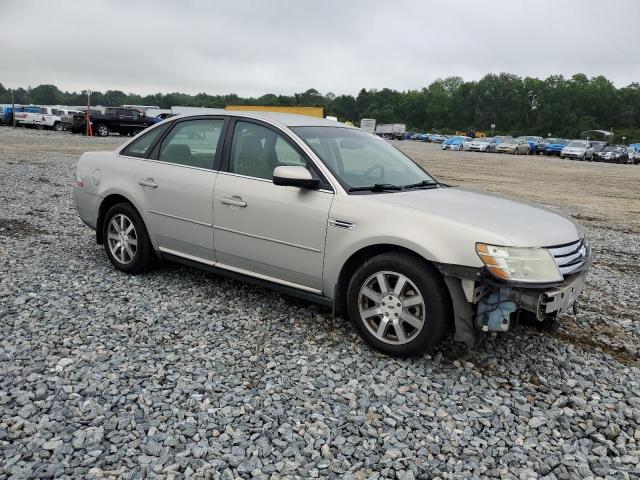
[11,89,16,128]
[85,90,92,136]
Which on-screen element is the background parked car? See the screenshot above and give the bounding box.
[627,143,640,164]
[428,133,447,143]
[71,107,154,136]
[496,137,530,155]
[560,140,594,160]
[593,145,629,163]
[487,135,512,153]
[536,138,555,155]
[441,136,471,151]
[589,141,606,155]
[545,139,569,156]
[462,137,475,151]
[520,136,543,154]
[467,137,491,152]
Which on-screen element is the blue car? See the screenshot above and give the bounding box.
[628,143,640,164]
[0,105,11,124]
[545,139,569,156]
[521,136,543,154]
[441,136,469,151]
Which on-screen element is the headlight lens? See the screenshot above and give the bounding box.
[476,243,563,283]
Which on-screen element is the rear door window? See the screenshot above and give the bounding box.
[121,123,171,159]
[158,119,225,169]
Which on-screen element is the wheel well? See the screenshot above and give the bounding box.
[334,244,448,316]
[96,194,132,244]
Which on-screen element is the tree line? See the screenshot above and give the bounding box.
[1,73,639,142]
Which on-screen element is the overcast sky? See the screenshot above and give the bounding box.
[1,0,639,96]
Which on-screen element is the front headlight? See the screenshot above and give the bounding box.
[476,243,563,283]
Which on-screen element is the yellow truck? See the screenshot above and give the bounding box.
[225,105,324,118]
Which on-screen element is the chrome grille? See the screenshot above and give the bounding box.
[546,238,589,276]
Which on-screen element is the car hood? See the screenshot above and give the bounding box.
[548,143,566,149]
[368,186,581,247]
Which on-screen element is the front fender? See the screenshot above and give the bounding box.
[322,196,508,300]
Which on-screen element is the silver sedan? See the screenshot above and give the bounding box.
[74,112,590,356]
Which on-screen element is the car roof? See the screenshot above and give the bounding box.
[172,110,354,129]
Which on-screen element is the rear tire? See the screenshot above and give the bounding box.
[53,122,62,132]
[96,124,110,137]
[102,202,154,274]
[346,252,451,357]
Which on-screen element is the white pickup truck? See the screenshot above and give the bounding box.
[15,107,81,131]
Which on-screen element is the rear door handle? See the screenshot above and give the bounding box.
[220,196,247,207]
[137,178,158,188]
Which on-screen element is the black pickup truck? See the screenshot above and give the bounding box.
[70,107,154,136]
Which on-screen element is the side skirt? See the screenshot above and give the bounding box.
[159,252,334,308]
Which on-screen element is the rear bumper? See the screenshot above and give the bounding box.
[74,186,101,230]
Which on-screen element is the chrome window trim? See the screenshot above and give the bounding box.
[216,171,333,194]
[119,154,220,173]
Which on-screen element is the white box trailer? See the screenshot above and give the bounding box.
[360,118,376,134]
[375,123,406,140]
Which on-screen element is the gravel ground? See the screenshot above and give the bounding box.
[0,128,639,479]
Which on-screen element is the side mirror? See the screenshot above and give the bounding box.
[273,166,319,189]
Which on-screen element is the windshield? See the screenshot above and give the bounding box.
[292,126,436,190]
[567,141,587,147]
[554,139,569,145]
[603,146,621,152]
[526,136,541,142]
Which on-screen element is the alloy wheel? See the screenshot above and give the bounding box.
[107,213,138,265]
[358,270,426,345]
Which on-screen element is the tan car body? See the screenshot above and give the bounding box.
[74,112,589,346]
[496,138,530,154]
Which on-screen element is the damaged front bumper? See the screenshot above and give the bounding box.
[436,258,591,346]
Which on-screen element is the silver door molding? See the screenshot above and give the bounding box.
[148,209,213,228]
[212,224,322,253]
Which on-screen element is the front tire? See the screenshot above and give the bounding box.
[103,202,153,274]
[346,252,451,357]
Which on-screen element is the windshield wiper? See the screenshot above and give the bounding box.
[402,179,439,189]
[348,183,402,192]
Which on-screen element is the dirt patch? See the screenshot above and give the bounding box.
[547,320,639,367]
[395,142,640,231]
[0,218,48,238]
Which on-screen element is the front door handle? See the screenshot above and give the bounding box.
[137,178,158,188]
[220,196,247,208]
